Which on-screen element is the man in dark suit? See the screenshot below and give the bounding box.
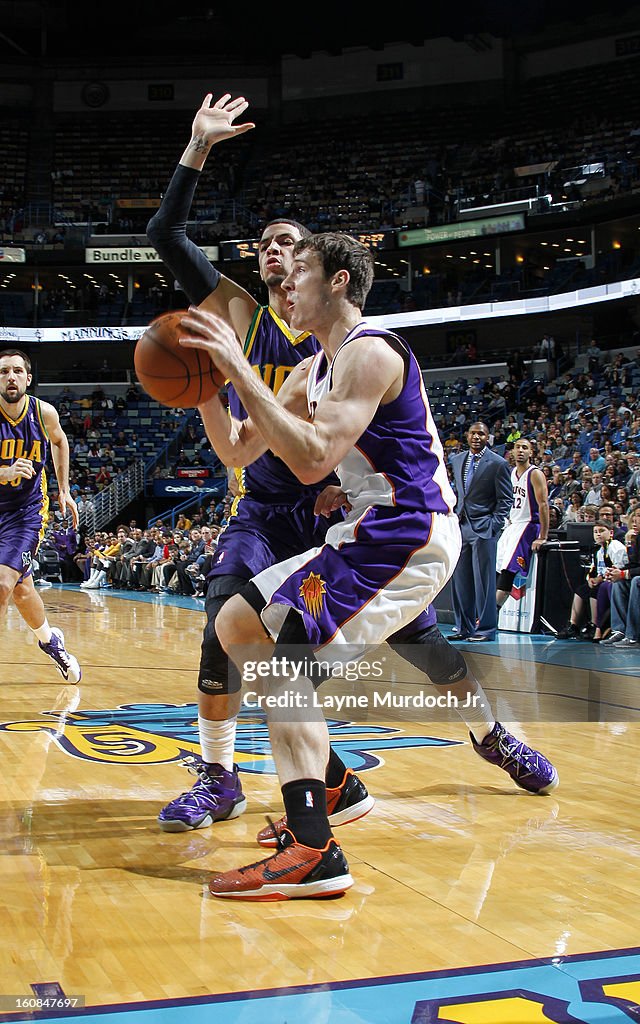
[450,421,513,641]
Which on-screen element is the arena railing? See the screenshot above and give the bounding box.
[79,460,144,533]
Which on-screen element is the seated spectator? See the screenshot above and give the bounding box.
[172,527,205,595]
[582,504,600,523]
[547,505,562,537]
[73,534,95,582]
[563,491,585,524]
[548,466,565,502]
[599,483,615,506]
[626,455,640,497]
[129,528,162,590]
[585,472,603,506]
[95,465,112,490]
[598,503,627,543]
[588,447,606,474]
[137,529,168,591]
[616,486,630,514]
[563,468,583,498]
[557,520,628,640]
[80,532,112,589]
[505,421,521,444]
[111,527,148,589]
[604,508,640,648]
[99,526,133,585]
[150,535,179,592]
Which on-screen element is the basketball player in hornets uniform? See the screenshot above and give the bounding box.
[496,438,549,610]
[0,349,81,683]
[180,232,558,900]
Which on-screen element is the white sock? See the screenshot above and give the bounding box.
[198,715,237,772]
[33,619,52,644]
[457,683,496,744]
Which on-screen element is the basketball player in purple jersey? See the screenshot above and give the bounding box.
[180,233,559,900]
[496,438,549,610]
[148,93,375,833]
[0,350,81,683]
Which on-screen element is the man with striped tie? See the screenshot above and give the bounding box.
[449,422,513,642]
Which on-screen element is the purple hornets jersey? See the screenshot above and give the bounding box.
[227,305,329,502]
[0,395,49,517]
[306,324,456,517]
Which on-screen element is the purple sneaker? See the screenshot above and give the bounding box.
[471,722,559,794]
[158,759,247,832]
[38,627,81,684]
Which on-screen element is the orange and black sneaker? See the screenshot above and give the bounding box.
[209,829,353,901]
[256,768,375,847]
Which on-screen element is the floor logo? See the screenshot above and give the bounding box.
[0,702,462,772]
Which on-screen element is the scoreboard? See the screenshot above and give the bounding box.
[220,231,394,261]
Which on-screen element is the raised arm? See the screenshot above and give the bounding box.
[146,93,257,341]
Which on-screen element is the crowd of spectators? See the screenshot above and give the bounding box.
[39,489,235,598]
[41,383,188,514]
[435,342,640,643]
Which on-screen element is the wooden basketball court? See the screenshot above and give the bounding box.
[1,586,639,1023]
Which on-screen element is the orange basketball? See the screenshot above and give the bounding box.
[134,309,224,408]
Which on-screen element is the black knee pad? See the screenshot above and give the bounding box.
[389,625,467,686]
[497,569,515,593]
[198,574,249,696]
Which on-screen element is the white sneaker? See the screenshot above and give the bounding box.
[86,571,107,589]
[38,627,82,684]
[600,631,626,646]
[612,637,639,649]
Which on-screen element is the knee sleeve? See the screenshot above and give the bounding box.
[497,569,515,593]
[389,625,467,686]
[198,574,249,695]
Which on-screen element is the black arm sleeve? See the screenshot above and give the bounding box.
[146,164,220,306]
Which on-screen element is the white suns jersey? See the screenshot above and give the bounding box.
[509,465,539,526]
[305,323,456,517]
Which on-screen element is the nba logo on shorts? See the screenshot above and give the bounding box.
[21,551,32,568]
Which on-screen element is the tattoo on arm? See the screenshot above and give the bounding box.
[190,134,211,155]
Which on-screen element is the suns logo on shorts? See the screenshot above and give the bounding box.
[517,555,526,568]
[299,570,326,618]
